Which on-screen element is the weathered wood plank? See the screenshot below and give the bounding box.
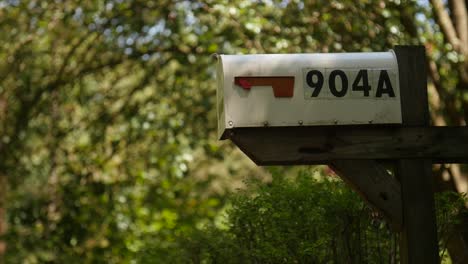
[398,160,438,263]
[397,47,430,126]
[330,160,402,230]
[395,45,439,264]
[228,126,468,165]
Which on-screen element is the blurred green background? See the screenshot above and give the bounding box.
[0,0,467,263]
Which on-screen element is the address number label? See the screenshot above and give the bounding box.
[303,68,399,100]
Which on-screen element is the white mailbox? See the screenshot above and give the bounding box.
[216,51,402,139]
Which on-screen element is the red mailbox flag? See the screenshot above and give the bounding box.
[234,76,295,97]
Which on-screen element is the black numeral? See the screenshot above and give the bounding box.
[329,70,348,97]
[376,70,395,97]
[305,69,396,98]
[352,70,370,97]
[306,70,324,97]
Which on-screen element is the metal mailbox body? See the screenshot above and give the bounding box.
[216,51,402,139]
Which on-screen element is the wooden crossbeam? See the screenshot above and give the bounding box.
[330,160,402,229]
[228,126,468,165]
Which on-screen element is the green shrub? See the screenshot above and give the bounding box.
[161,170,391,263]
[170,169,467,264]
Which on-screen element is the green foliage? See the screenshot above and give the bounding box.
[169,171,398,263]
[0,0,466,262]
[162,171,467,264]
[435,191,468,262]
[224,172,395,263]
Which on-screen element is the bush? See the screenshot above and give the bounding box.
[145,169,467,263]
[170,170,396,263]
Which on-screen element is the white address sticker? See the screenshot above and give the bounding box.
[303,68,398,100]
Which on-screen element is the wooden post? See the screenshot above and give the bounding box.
[395,46,439,263]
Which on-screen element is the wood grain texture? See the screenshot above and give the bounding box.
[398,160,438,263]
[330,160,402,229]
[395,45,439,264]
[396,46,430,126]
[228,126,468,165]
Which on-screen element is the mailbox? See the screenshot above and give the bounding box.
[216,51,402,139]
